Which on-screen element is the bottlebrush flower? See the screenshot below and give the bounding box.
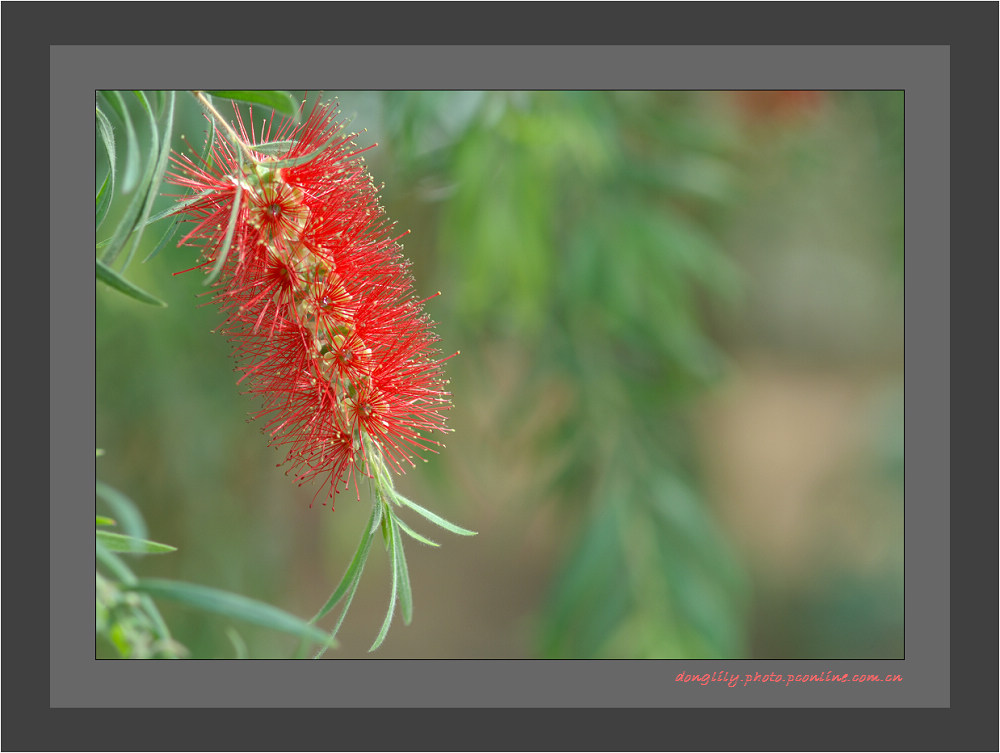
[167,96,455,506]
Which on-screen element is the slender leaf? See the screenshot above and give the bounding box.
[203,90,300,121]
[96,106,117,228]
[122,91,175,269]
[95,480,148,540]
[144,118,217,264]
[311,506,378,623]
[96,531,177,554]
[129,578,333,646]
[96,258,167,307]
[204,148,243,286]
[392,492,477,536]
[258,125,345,169]
[226,627,249,659]
[142,187,217,226]
[394,515,440,547]
[248,139,298,156]
[391,516,413,625]
[370,495,384,535]
[96,172,113,229]
[104,91,140,193]
[143,218,180,264]
[98,161,153,267]
[370,518,399,652]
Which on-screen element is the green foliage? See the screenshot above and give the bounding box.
[95,258,166,306]
[96,478,334,657]
[96,530,177,554]
[381,91,750,657]
[304,450,477,655]
[127,579,333,647]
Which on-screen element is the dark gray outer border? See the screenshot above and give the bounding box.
[55,45,944,708]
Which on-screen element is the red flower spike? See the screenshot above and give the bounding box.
[168,97,454,506]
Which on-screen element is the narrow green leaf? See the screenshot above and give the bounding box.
[201,114,217,172]
[122,91,175,269]
[105,91,140,193]
[204,148,243,286]
[96,516,116,526]
[129,578,333,646]
[142,218,180,264]
[311,506,377,624]
[98,162,156,267]
[95,480,148,541]
[380,507,392,550]
[96,106,117,229]
[95,172,113,230]
[100,92,166,269]
[394,515,440,547]
[392,493,477,537]
[370,495,384,535]
[260,125,345,169]
[144,117,217,264]
[142,187,216,226]
[96,106,117,174]
[248,139,298,156]
[97,531,177,554]
[96,258,167,307]
[203,90,300,121]
[370,520,399,652]
[391,516,413,625]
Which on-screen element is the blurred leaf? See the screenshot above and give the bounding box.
[646,473,747,656]
[203,90,300,121]
[129,578,333,646]
[95,480,148,541]
[95,541,137,585]
[96,516,116,526]
[96,258,167,307]
[226,627,249,659]
[539,501,631,658]
[96,531,177,554]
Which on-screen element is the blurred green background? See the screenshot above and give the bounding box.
[96,90,903,659]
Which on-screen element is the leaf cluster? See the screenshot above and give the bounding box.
[379,91,750,658]
[96,475,332,658]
